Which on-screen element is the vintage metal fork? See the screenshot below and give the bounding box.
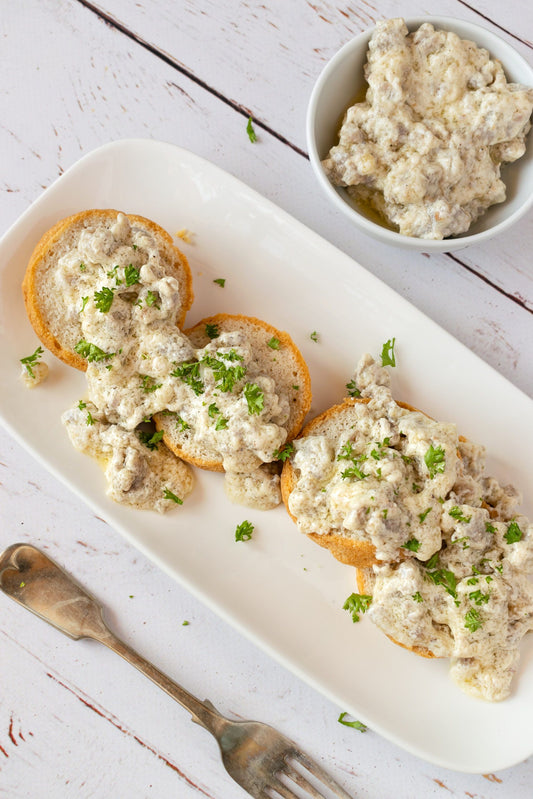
[0,544,354,798]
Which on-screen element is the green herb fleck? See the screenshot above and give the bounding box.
[338,713,367,732]
[346,378,361,397]
[310,331,319,343]
[464,608,483,632]
[505,521,523,544]
[80,296,89,312]
[235,520,254,541]
[418,508,432,523]
[267,337,280,350]
[246,116,257,143]
[412,591,424,603]
[141,375,162,393]
[273,442,295,462]
[468,589,490,606]
[343,593,372,623]
[146,290,160,309]
[163,488,183,504]
[485,522,496,534]
[20,346,44,378]
[138,429,164,450]
[94,286,114,313]
[74,340,114,363]
[380,337,396,367]
[125,264,141,286]
[424,444,446,479]
[213,278,226,287]
[403,538,421,552]
[205,323,220,339]
[449,506,472,524]
[171,360,205,395]
[244,382,264,415]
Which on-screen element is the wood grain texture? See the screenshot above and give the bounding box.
[1,0,533,796]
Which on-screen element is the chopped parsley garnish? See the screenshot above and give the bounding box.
[202,351,246,392]
[86,411,95,426]
[244,382,264,415]
[412,591,423,603]
[425,552,440,570]
[464,608,483,633]
[175,415,190,431]
[310,331,319,342]
[94,286,115,313]
[418,508,432,523]
[273,442,295,462]
[140,375,162,393]
[171,360,204,395]
[208,402,220,418]
[74,340,114,363]
[205,323,220,339]
[125,264,141,285]
[425,565,457,599]
[80,296,89,312]
[235,520,254,541]
[246,116,257,143]
[338,442,367,480]
[449,506,472,524]
[213,278,226,287]
[343,593,372,622]
[380,337,396,367]
[505,521,523,544]
[468,589,490,606]
[337,713,367,732]
[78,400,87,410]
[346,378,361,397]
[485,521,496,534]
[403,537,421,552]
[79,262,86,271]
[267,337,280,350]
[20,346,44,379]
[162,488,183,504]
[146,290,160,309]
[138,429,164,449]
[215,416,228,430]
[382,508,388,519]
[424,444,446,479]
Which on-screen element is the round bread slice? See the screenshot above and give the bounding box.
[22,209,193,371]
[280,397,421,568]
[356,567,437,659]
[154,313,312,471]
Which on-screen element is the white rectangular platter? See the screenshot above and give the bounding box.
[1,139,532,773]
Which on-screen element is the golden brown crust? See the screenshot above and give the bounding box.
[356,568,437,659]
[281,397,422,569]
[156,313,312,472]
[22,209,193,371]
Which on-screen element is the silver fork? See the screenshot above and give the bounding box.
[0,543,354,798]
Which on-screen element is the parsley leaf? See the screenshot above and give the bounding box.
[244,382,264,415]
[267,337,280,350]
[146,290,160,309]
[424,444,446,479]
[310,331,319,342]
[138,429,164,450]
[235,520,254,541]
[273,442,295,462]
[171,360,205,395]
[246,116,257,143]
[464,608,483,632]
[20,346,44,378]
[163,488,183,504]
[418,508,432,523]
[505,521,523,544]
[449,506,472,524]
[343,593,372,622]
[94,286,114,313]
[338,713,367,732]
[205,323,220,339]
[125,264,141,286]
[74,340,114,363]
[468,589,490,606]
[213,278,226,287]
[380,337,396,367]
[346,378,361,397]
[403,538,421,552]
[412,591,424,603]
[140,375,162,393]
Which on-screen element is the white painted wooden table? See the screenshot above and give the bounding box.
[1,2,532,797]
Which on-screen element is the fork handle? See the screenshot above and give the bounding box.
[97,629,226,735]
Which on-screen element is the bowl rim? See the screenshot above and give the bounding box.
[306,16,533,250]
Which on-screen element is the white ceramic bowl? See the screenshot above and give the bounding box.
[307,17,533,251]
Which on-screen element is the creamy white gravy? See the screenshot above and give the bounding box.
[289,353,533,700]
[60,213,287,511]
[323,19,533,239]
